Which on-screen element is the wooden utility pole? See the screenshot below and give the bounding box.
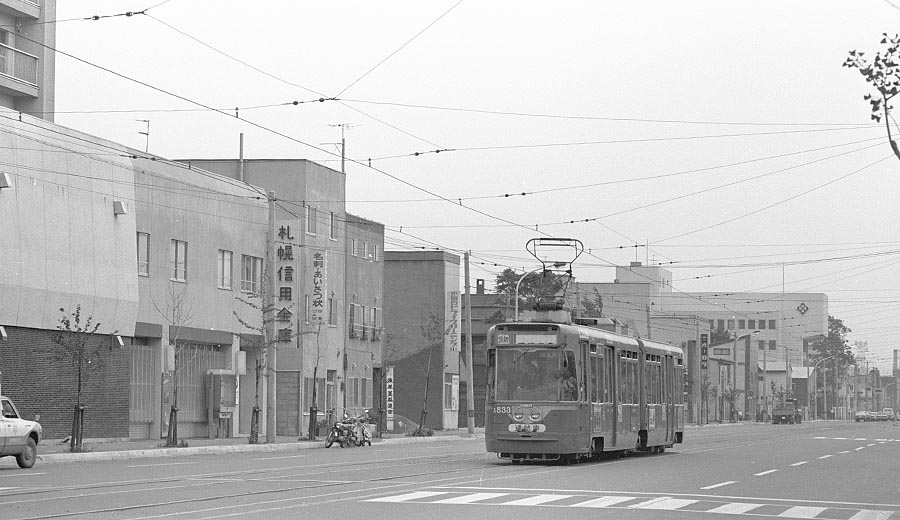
[265,190,277,443]
[464,251,475,434]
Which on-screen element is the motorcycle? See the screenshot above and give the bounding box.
[324,413,358,448]
[324,410,373,448]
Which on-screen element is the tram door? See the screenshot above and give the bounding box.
[606,345,617,448]
[665,355,676,443]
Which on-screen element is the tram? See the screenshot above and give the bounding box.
[485,309,684,463]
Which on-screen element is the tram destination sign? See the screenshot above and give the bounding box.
[513,334,557,345]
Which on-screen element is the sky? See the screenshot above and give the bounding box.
[51,0,900,372]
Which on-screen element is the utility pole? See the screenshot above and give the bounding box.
[646,304,651,339]
[464,252,475,434]
[137,119,150,153]
[328,123,353,174]
[265,190,277,443]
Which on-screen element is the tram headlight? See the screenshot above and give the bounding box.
[513,408,526,421]
[529,408,543,421]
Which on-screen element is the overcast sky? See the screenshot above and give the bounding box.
[53,1,900,371]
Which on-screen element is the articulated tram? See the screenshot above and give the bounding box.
[485,313,684,463]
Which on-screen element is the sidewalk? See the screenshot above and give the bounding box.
[34,429,485,464]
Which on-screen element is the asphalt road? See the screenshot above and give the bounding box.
[1,421,898,519]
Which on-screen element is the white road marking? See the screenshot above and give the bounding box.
[127,461,197,468]
[432,492,508,504]
[257,454,305,460]
[700,481,737,489]
[838,450,851,454]
[571,496,637,508]
[854,438,868,441]
[778,505,827,518]
[0,487,19,491]
[502,494,573,506]
[849,510,895,520]
[754,469,778,476]
[855,447,866,451]
[0,473,45,478]
[790,461,808,466]
[818,455,832,459]
[630,497,697,510]
[706,502,763,514]
[369,491,449,502]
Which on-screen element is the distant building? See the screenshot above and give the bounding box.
[0,0,56,120]
[383,251,461,431]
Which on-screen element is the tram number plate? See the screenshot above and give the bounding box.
[493,406,512,414]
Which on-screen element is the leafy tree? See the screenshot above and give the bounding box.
[709,329,733,344]
[843,34,900,161]
[808,315,855,417]
[50,305,104,452]
[579,288,604,318]
[494,268,566,311]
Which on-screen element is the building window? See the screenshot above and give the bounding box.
[758,340,765,350]
[137,232,150,276]
[768,319,776,330]
[348,377,360,407]
[758,319,766,330]
[769,340,777,350]
[713,348,731,356]
[306,206,317,235]
[737,319,745,329]
[241,255,262,293]
[716,320,725,331]
[329,211,337,240]
[361,377,370,408]
[371,244,378,262]
[362,241,368,260]
[170,239,188,282]
[748,319,756,329]
[217,250,232,289]
[348,303,356,336]
[305,294,310,324]
[328,294,337,325]
[726,319,734,330]
[349,238,357,257]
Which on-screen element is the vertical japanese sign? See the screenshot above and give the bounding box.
[311,249,326,322]
[275,222,298,341]
[451,374,459,411]
[700,333,709,370]
[446,290,460,352]
[386,366,395,430]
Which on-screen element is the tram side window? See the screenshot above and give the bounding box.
[559,349,578,401]
[675,362,684,404]
[590,354,600,402]
[604,353,614,403]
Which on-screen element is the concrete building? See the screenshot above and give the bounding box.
[0,106,384,440]
[383,251,461,432]
[574,262,829,422]
[0,0,56,121]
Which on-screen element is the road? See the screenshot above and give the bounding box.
[1,421,898,519]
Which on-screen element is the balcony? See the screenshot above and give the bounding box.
[0,42,38,89]
[0,1,41,20]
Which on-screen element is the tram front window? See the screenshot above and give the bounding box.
[494,348,577,401]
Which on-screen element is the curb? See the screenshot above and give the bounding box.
[37,433,486,464]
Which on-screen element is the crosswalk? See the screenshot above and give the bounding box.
[367,489,897,519]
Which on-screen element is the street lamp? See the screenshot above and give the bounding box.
[732,331,759,422]
[514,267,544,322]
[812,356,834,421]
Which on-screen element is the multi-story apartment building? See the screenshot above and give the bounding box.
[0,0,55,120]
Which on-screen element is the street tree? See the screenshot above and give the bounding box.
[808,315,856,417]
[494,268,565,311]
[843,34,900,161]
[152,283,195,448]
[50,305,105,452]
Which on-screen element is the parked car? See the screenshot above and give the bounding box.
[883,408,895,421]
[0,396,42,468]
[867,411,878,421]
[855,411,869,422]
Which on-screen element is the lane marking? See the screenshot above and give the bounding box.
[502,494,573,506]
[818,455,832,459]
[630,497,697,510]
[779,505,827,518]
[855,447,866,451]
[790,461,808,466]
[0,473,45,478]
[257,455,305,460]
[128,461,197,468]
[700,481,737,490]
[571,496,637,508]
[432,492,509,504]
[706,502,763,514]
[369,491,449,502]
[754,469,778,476]
[849,511,895,520]
[838,450,851,454]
